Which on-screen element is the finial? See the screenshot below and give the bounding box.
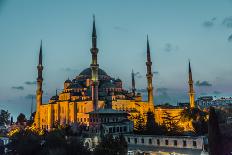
[188,59,192,73]
[92,15,96,37]
[146,35,151,62]
[93,14,95,21]
[39,40,43,65]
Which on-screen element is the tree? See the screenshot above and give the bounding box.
[134,113,145,133]
[65,137,91,155]
[7,129,41,155]
[162,111,183,135]
[208,107,221,155]
[192,119,208,135]
[0,109,10,126]
[17,113,27,125]
[94,134,128,155]
[145,110,156,134]
[180,108,208,135]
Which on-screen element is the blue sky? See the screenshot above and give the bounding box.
[0,0,232,118]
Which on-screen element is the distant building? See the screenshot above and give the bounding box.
[197,96,232,108]
[177,102,190,108]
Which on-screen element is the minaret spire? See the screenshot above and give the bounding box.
[90,15,99,111]
[147,35,151,63]
[92,15,97,48]
[188,60,195,108]
[131,69,136,97]
[35,40,44,128]
[39,40,42,65]
[146,35,154,108]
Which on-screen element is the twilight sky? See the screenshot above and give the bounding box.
[0,0,232,118]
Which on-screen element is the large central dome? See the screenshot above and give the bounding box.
[79,67,108,76]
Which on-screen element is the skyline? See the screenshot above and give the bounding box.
[1,0,232,117]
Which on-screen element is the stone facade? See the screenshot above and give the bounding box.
[34,17,195,132]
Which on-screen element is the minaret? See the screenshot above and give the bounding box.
[131,69,136,97]
[35,41,43,128]
[90,15,99,111]
[188,60,195,108]
[146,36,154,107]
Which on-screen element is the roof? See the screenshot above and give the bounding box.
[89,108,127,114]
[100,81,116,88]
[79,67,108,76]
[67,83,82,89]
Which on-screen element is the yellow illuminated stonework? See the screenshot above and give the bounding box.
[34,17,195,132]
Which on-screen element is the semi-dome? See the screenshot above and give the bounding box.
[115,78,122,82]
[79,67,108,76]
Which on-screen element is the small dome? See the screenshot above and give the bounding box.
[50,95,59,100]
[115,78,122,82]
[64,79,72,83]
[67,83,82,89]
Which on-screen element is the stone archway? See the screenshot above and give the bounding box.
[84,138,93,149]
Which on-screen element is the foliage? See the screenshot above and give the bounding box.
[7,129,41,155]
[208,107,221,155]
[192,119,208,135]
[144,110,167,135]
[145,110,156,133]
[162,111,184,135]
[94,134,127,155]
[7,126,91,155]
[17,113,27,125]
[180,108,208,122]
[134,113,145,133]
[180,108,208,135]
[0,109,10,126]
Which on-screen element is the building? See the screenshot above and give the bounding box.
[196,96,232,108]
[34,17,195,131]
[125,134,207,154]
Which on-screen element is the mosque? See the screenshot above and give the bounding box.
[34,17,195,132]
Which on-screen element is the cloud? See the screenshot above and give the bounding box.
[203,17,216,28]
[24,81,36,85]
[195,80,212,87]
[228,34,232,42]
[213,91,221,95]
[134,72,142,78]
[25,94,36,99]
[153,71,159,75]
[155,87,172,104]
[163,43,178,52]
[137,88,147,93]
[113,26,128,32]
[156,87,168,93]
[222,16,232,28]
[11,86,24,90]
[62,67,79,72]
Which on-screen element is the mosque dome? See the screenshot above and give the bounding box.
[79,67,108,76]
